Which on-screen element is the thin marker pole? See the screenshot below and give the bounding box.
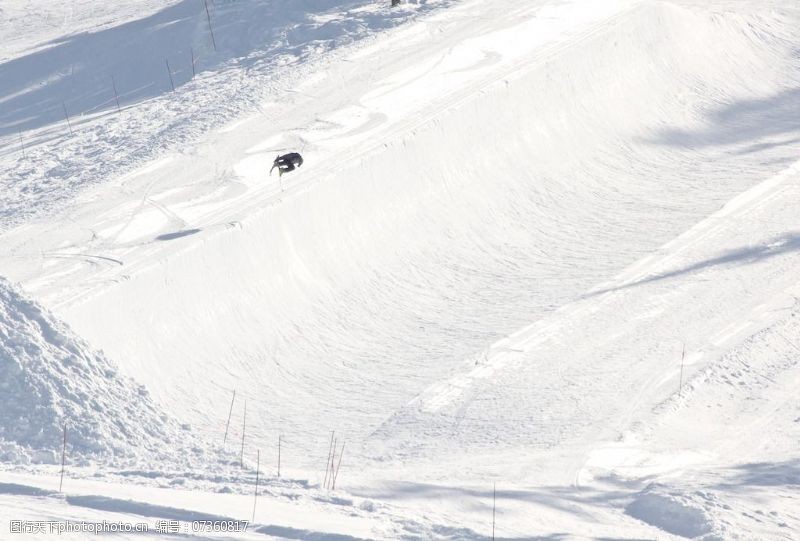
[277,435,281,478]
[679,342,686,398]
[59,423,67,492]
[323,431,334,488]
[252,450,260,522]
[204,0,217,51]
[62,102,73,135]
[166,59,175,92]
[18,129,25,159]
[327,438,337,489]
[111,75,121,112]
[190,47,196,78]
[492,483,496,541]
[332,442,344,490]
[240,399,247,468]
[223,389,236,446]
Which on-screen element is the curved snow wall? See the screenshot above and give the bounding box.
[60,1,799,462]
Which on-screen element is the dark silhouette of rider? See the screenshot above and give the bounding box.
[271,152,304,176]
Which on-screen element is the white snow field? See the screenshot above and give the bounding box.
[1,0,800,538]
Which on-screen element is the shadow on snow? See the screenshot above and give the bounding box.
[586,232,800,298]
[644,86,800,154]
[0,0,446,138]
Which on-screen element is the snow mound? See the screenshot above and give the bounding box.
[625,486,720,540]
[0,276,198,466]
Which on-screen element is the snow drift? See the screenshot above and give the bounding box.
[0,277,199,466]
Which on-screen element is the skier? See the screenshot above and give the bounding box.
[270,152,304,177]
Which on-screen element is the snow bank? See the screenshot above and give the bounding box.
[0,277,200,466]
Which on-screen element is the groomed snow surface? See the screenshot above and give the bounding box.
[1,0,799,539]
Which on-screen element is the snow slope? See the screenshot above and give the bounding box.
[1,0,800,538]
[0,0,451,231]
[0,0,180,61]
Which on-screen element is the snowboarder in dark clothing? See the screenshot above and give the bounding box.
[270,152,304,176]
